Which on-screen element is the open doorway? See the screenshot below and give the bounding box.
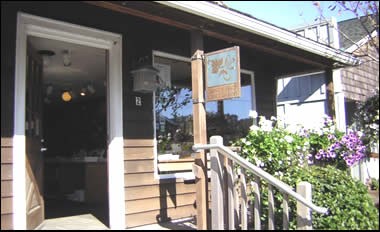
[27,35,109,226]
[15,13,124,229]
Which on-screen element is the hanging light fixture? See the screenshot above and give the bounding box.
[46,84,53,96]
[62,49,71,67]
[87,83,96,94]
[38,50,55,66]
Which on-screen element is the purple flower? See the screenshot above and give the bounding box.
[328,134,335,140]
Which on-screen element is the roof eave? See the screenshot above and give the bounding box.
[156,1,360,67]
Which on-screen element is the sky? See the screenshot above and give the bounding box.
[223,1,361,30]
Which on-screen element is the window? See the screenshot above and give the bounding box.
[153,51,194,178]
[153,51,256,179]
[206,70,256,146]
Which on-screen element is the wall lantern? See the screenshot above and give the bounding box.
[131,65,159,93]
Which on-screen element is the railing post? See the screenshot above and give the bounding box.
[239,168,248,230]
[296,181,312,230]
[210,136,224,229]
[283,194,289,230]
[252,177,261,230]
[226,156,235,229]
[268,184,275,230]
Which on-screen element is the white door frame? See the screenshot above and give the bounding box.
[14,12,125,229]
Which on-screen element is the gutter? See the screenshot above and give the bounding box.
[156,1,360,67]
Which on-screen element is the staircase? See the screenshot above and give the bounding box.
[192,135,328,230]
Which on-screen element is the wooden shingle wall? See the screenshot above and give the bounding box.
[341,38,379,102]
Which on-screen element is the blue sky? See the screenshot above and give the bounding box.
[223,1,361,30]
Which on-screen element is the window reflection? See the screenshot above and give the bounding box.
[206,73,254,146]
[155,86,193,158]
[153,51,255,175]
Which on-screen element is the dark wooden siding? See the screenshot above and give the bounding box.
[1,2,16,229]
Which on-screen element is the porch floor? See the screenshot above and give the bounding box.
[35,214,109,230]
[35,214,196,230]
[126,217,197,230]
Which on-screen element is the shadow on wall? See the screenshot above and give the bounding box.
[277,73,325,103]
[157,178,177,223]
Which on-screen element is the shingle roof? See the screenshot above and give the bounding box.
[338,15,377,50]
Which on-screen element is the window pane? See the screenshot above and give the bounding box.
[154,55,193,175]
[206,73,254,146]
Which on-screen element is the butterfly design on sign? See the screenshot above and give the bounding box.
[209,55,235,81]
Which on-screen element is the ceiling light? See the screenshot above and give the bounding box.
[80,88,87,96]
[62,90,72,102]
[38,50,55,66]
[62,49,71,67]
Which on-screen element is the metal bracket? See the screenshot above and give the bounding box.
[191,52,204,61]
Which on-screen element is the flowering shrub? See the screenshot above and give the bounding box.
[236,112,366,172]
[234,111,378,230]
[236,115,310,180]
[351,89,379,150]
[306,116,367,170]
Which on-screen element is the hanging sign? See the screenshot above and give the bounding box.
[205,46,240,102]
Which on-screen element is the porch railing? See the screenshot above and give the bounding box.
[192,135,328,230]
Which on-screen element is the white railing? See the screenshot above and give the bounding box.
[192,135,328,230]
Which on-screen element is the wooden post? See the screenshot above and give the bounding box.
[296,181,312,230]
[191,30,208,230]
[325,68,336,121]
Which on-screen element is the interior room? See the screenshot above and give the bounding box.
[27,35,109,226]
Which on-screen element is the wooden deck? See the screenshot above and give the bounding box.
[127,217,196,230]
[35,214,109,230]
[35,215,196,230]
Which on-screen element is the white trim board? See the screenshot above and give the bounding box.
[14,12,125,230]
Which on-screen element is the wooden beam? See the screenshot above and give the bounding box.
[84,1,329,68]
[325,68,336,121]
[191,30,209,230]
[84,1,196,31]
